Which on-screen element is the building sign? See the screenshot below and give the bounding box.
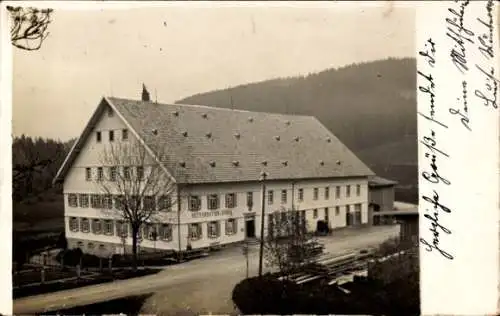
[192,209,233,218]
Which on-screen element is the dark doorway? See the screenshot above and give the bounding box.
[245,219,255,238]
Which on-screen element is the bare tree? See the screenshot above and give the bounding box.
[95,140,176,270]
[7,6,53,51]
[264,207,324,279]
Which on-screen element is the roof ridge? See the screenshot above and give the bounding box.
[106,96,316,119]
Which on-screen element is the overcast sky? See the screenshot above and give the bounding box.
[12,2,415,141]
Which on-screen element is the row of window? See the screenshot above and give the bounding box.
[311,203,362,219]
[68,217,238,241]
[187,185,362,211]
[189,219,238,240]
[68,194,172,211]
[96,129,128,143]
[85,165,144,182]
[69,217,173,240]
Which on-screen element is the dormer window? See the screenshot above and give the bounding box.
[319,160,325,166]
[234,133,240,139]
[248,117,254,122]
[282,160,288,166]
[261,160,268,166]
[179,161,186,168]
[336,160,342,165]
[206,132,212,139]
[209,161,216,167]
[152,129,158,136]
[232,161,240,167]
[274,136,280,141]
[182,131,188,137]
[294,136,300,142]
[202,113,208,119]
[173,111,179,117]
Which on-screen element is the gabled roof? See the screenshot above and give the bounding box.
[54,97,374,185]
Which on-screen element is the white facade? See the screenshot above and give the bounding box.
[62,104,370,256]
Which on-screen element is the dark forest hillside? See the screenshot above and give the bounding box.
[177,58,418,202]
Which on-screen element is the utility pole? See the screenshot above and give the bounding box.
[258,171,267,277]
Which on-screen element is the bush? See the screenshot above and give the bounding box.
[56,248,83,266]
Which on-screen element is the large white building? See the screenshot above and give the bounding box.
[54,89,374,256]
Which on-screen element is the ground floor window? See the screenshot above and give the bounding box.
[143,224,157,240]
[226,219,237,235]
[104,220,114,235]
[189,223,202,240]
[69,217,79,232]
[92,219,102,234]
[159,224,173,241]
[80,218,90,233]
[207,221,220,238]
[313,209,318,219]
[117,221,129,237]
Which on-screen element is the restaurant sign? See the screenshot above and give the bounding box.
[192,209,233,219]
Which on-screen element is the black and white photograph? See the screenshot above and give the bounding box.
[7,2,420,315]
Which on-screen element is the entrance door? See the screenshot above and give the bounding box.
[245,219,255,238]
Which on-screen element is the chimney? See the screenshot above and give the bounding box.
[141,83,151,102]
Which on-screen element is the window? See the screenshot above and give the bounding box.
[336,186,341,199]
[313,188,319,200]
[85,168,92,181]
[346,185,351,198]
[92,219,102,234]
[96,131,102,143]
[246,192,253,209]
[346,205,351,213]
[335,206,340,216]
[81,218,90,233]
[109,166,117,181]
[268,214,275,235]
[107,107,113,117]
[97,167,103,181]
[79,194,89,208]
[68,194,78,207]
[268,190,274,205]
[325,187,330,200]
[189,195,201,211]
[159,224,172,241]
[123,166,131,180]
[109,130,114,142]
[91,194,102,208]
[104,220,114,235]
[103,195,113,209]
[158,195,172,211]
[325,208,329,221]
[114,195,125,211]
[122,129,128,140]
[144,196,156,211]
[298,188,304,202]
[137,166,144,180]
[207,194,220,210]
[355,203,362,212]
[207,221,220,238]
[69,217,79,232]
[143,224,157,240]
[313,209,318,219]
[88,243,95,250]
[117,221,128,237]
[226,219,237,235]
[356,184,361,196]
[189,223,202,240]
[281,190,287,204]
[225,193,237,208]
